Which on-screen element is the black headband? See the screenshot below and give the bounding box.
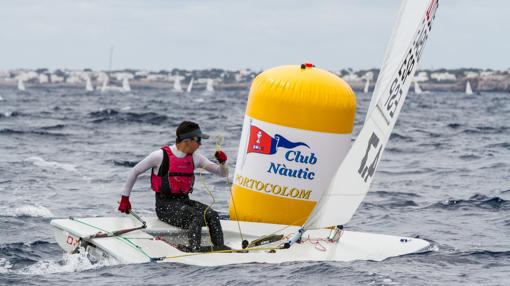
[178,129,210,141]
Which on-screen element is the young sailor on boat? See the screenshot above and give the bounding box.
[117,121,230,252]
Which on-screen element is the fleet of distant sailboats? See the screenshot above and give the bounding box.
[12,77,480,96]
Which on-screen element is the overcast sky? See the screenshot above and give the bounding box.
[1,0,508,71]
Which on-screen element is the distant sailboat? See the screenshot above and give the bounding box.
[186,77,194,93]
[465,81,473,95]
[100,77,109,93]
[17,78,26,91]
[204,78,214,94]
[414,80,423,94]
[363,78,370,93]
[173,76,183,92]
[122,78,131,92]
[86,77,94,92]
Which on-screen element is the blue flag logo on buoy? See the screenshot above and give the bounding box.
[247,125,309,155]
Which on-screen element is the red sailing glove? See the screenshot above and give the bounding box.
[118,195,132,214]
[214,151,227,164]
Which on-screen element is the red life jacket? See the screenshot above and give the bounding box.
[151,146,195,195]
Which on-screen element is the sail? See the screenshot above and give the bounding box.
[304,0,439,229]
[205,79,214,92]
[173,76,183,92]
[122,78,131,92]
[187,77,194,93]
[363,78,370,93]
[101,77,109,93]
[17,79,26,91]
[414,80,423,94]
[465,81,473,95]
[86,77,94,91]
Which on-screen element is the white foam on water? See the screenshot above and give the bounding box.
[3,111,11,117]
[0,258,13,274]
[19,252,119,275]
[25,156,77,172]
[0,205,54,218]
[0,96,4,101]
[121,106,131,111]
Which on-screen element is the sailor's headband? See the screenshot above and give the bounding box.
[178,129,210,141]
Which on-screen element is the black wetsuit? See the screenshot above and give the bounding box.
[155,192,224,250]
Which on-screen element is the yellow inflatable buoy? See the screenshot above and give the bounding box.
[229,63,356,225]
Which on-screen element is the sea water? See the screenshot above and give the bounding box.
[0,86,509,285]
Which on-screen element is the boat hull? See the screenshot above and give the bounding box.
[51,216,431,266]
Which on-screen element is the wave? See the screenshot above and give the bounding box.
[389,133,414,142]
[372,191,420,198]
[0,128,67,137]
[0,205,54,218]
[39,124,66,130]
[24,156,77,172]
[486,142,510,150]
[428,194,509,210]
[459,154,481,160]
[447,123,463,129]
[0,248,119,275]
[414,129,441,138]
[89,108,168,125]
[0,111,22,118]
[378,167,436,176]
[462,126,510,135]
[459,250,510,259]
[112,160,138,167]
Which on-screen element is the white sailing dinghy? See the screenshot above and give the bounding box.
[100,77,109,93]
[187,77,194,93]
[363,78,370,93]
[122,78,131,93]
[414,80,423,94]
[465,80,473,95]
[17,78,26,91]
[173,76,183,92]
[86,77,94,92]
[51,0,439,266]
[204,78,214,94]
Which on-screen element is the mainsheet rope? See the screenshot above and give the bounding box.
[70,217,153,260]
[198,134,245,246]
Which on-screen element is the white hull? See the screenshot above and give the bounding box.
[51,216,430,266]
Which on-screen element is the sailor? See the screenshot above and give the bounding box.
[117,121,229,252]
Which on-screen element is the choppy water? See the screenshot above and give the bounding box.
[0,86,509,285]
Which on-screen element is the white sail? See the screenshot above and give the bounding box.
[186,77,194,93]
[304,0,439,229]
[86,77,94,92]
[205,78,214,92]
[17,78,26,91]
[414,80,423,94]
[465,81,473,95]
[173,76,183,92]
[100,77,109,93]
[122,78,131,92]
[363,78,370,93]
